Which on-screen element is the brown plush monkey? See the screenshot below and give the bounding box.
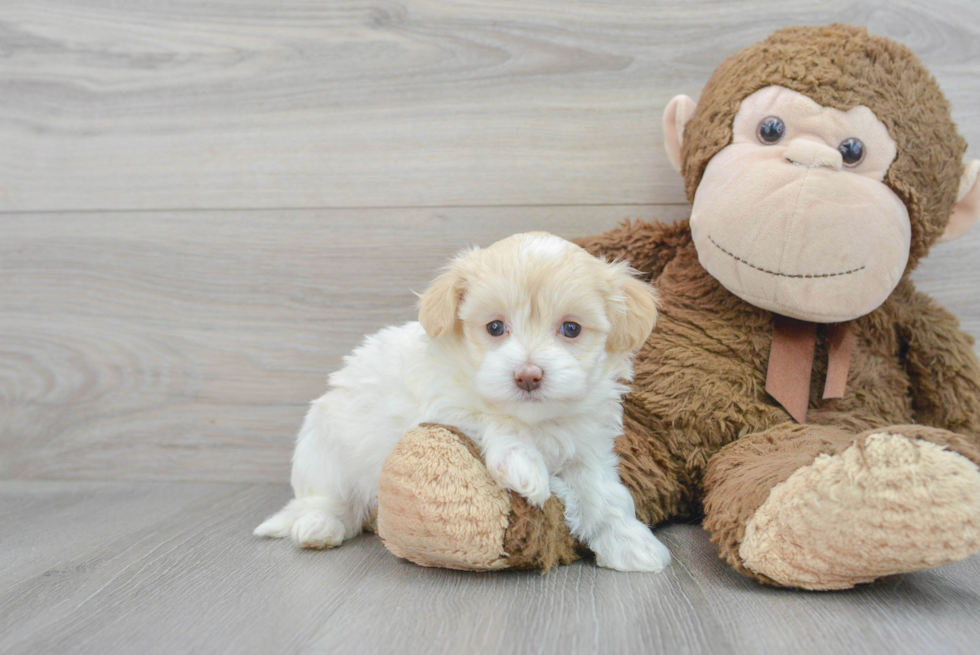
[374,24,980,589]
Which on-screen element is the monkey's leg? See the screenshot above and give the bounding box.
[376,424,584,570]
[375,422,686,571]
[703,423,980,590]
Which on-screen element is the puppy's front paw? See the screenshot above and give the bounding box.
[291,511,346,549]
[592,521,671,573]
[489,449,551,507]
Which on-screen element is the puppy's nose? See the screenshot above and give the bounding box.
[515,365,543,392]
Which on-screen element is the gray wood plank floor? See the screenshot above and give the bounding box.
[2,480,979,655]
[3,1,980,653]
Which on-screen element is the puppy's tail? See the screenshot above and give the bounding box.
[253,496,344,539]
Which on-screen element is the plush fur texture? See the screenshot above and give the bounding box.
[256,233,670,572]
[737,430,980,590]
[688,85,910,322]
[680,24,966,272]
[372,26,980,589]
[377,424,584,570]
[377,425,515,570]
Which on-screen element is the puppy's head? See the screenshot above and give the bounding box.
[418,232,658,413]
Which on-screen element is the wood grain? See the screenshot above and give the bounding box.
[1,206,977,483]
[0,0,978,211]
[0,205,688,482]
[1,480,978,655]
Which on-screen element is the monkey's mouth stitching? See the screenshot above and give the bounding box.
[708,236,865,279]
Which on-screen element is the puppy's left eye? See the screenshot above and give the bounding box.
[487,320,506,337]
[559,322,581,338]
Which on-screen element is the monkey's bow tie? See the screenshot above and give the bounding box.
[765,316,855,424]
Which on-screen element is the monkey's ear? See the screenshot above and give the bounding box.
[607,266,659,354]
[940,160,980,243]
[663,95,697,174]
[417,263,466,339]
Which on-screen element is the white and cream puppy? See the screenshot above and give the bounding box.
[254,232,670,572]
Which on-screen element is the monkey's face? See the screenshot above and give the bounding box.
[689,86,910,323]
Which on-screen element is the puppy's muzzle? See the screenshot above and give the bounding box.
[515,365,543,392]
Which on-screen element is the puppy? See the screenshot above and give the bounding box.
[254,232,670,572]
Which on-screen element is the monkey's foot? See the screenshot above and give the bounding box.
[376,424,582,571]
[739,428,980,590]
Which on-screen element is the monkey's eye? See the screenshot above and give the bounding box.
[757,116,785,144]
[559,322,581,338]
[838,138,865,167]
[486,320,506,337]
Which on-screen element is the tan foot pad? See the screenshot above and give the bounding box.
[739,433,980,590]
[377,425,512,570]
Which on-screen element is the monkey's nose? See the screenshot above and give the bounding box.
[514,365,543,392]
[784,139,843,171]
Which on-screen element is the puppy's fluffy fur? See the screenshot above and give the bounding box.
[254,232,670,572]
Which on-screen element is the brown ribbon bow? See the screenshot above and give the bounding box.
[765,316,855,424]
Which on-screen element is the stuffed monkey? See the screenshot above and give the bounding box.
[375,24,980,590]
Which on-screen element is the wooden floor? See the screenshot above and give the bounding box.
[3,1,980,653]
[3,480,980,655]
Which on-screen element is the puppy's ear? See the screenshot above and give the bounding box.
[418,262,467,339]
[606,265,659,353]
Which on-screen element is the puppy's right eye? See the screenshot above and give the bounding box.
[487,320,506,337]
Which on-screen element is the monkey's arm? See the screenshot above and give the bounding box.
[573,218,692,282]
[901,288,980,439]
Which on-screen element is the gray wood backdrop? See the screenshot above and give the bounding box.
[2,0,979,484]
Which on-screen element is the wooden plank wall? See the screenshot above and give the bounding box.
[2,0,979,482]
